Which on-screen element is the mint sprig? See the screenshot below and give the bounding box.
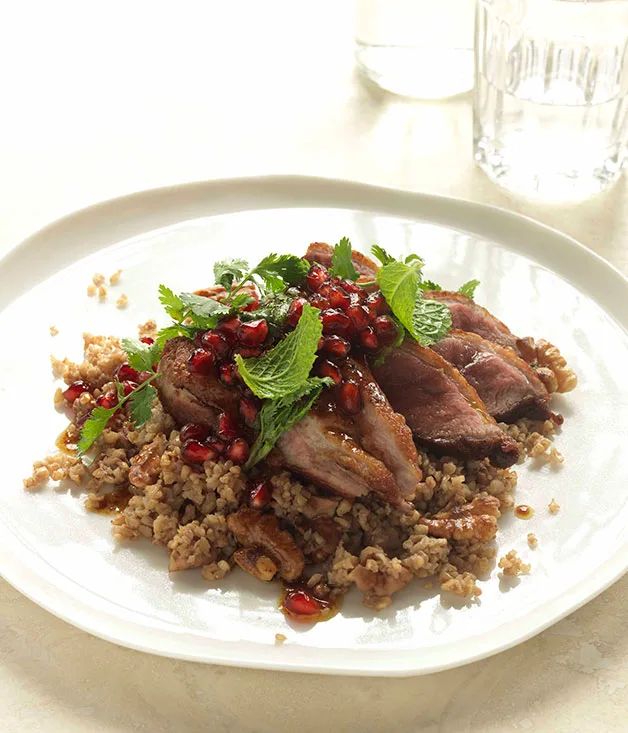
[458,279,480,298]
[244,377,331,470]
[235,303,323,399]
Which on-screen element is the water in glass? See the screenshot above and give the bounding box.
[474,0,628,200]
[355,0,474,99]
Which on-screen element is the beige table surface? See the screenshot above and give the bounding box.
[2,2,627,731]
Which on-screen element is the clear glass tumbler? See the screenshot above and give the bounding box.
[355,0,474,99]
[474,0,628,200]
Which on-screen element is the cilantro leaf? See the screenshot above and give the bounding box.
[411,296,452,346]
[252,254,309,291]
[129,383,157,428]
[77,406,117,454]
[179,293,230,320]
[458,279,480,298]
[230,292,255,310]
[371,244,397,266]
[121,338,162,372]
[158,285,185,321]
[329,237,359,280]
[235,303,323,400]
[77,373,160,456]
[246,292,292,332]
[419,280,442,292]
[244,377,332,470]
[214,258,249,291]
[156,324,196,346]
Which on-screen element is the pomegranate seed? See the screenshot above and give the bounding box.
[121,380,139,396]
[238,319,269,346]
[337,381,363,415]
[286,297,307,327]
[308,294,330,310]
[320,308,350,336]
[194,330,208,347]
[234,346,263,359]
[200,330,230,358]
[317,282,333,298]
[317,359,342,385]
[249,481,271,509]
[359,327,379,352]
[365,291,389,316]
[206,438,227,455]
[331,275,342,286]
[219,362,238,386]
[76,411,92,428]
[187,348,216,375]
[283,588,321,617]
[341,280,366,300]
[140,336,155,345]
[226,438,250,465]
[218,412,239,441]
[374,315,398,345]
[180,423,210,443]
[96,391,117,409]
[63,380,90,402]
[327,286,351,310]
[217,315,242,335]
[137,371,154,383]
[181,440,218,464]
[115,363,140,382]
[346,304,372,333]
[321,335,350,358]
[306,263,330,292]
[240,396,259,425]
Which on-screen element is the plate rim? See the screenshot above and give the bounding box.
[1,174,627,676]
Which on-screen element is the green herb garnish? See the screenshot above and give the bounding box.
[458,279,480,298]
[244,377,331,469]
[235,303,323,400]
[329,237,359,281]
[121,337,163,373]
[418,280,442,292]
[372,246,451,346]
[77,374,159,455]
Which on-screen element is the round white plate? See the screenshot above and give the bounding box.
[1,176,627,677]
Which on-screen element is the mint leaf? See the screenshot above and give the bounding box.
[329,237,359,280]
[121,338,162,372]
[419,280,442,292]
[405,253,425,267]
[235,303,323,400]
[158,285,185,321]
[129,383,157,428]
[458,279,480,298]
[376,259,423,334]
[214,258,248,291]
[411,296,452,346]
[244,377,331,470]
[371,245,396,266]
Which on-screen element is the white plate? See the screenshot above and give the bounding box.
[1,176,627,677]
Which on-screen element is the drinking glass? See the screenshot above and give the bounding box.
[355,0,475,99]
[474,0,628,200]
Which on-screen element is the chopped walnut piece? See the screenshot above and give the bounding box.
[548,498,561,514]
[535,339,577,393]
[275,633,287,644]
[109,269,122,285]
[98,285,107,300]
[527,533,538,549]
[233,547,278,581]
[116,293,129,309]
[420,495,500,541]
[92,273,106,286]
[49,325,59,336]
[87,284,97,297]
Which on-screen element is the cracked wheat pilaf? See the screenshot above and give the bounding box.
[24,324,562,612]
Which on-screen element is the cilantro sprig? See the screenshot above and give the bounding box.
[218,253,309,302]
[329,237,359,280]
[77,373,159,455]
[458,279,480,298]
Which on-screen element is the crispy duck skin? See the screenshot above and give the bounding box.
[371,340,520,468]
[431,329,551,422]
[338,357,422,500]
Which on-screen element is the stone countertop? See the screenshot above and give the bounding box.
[2,2,627,731]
